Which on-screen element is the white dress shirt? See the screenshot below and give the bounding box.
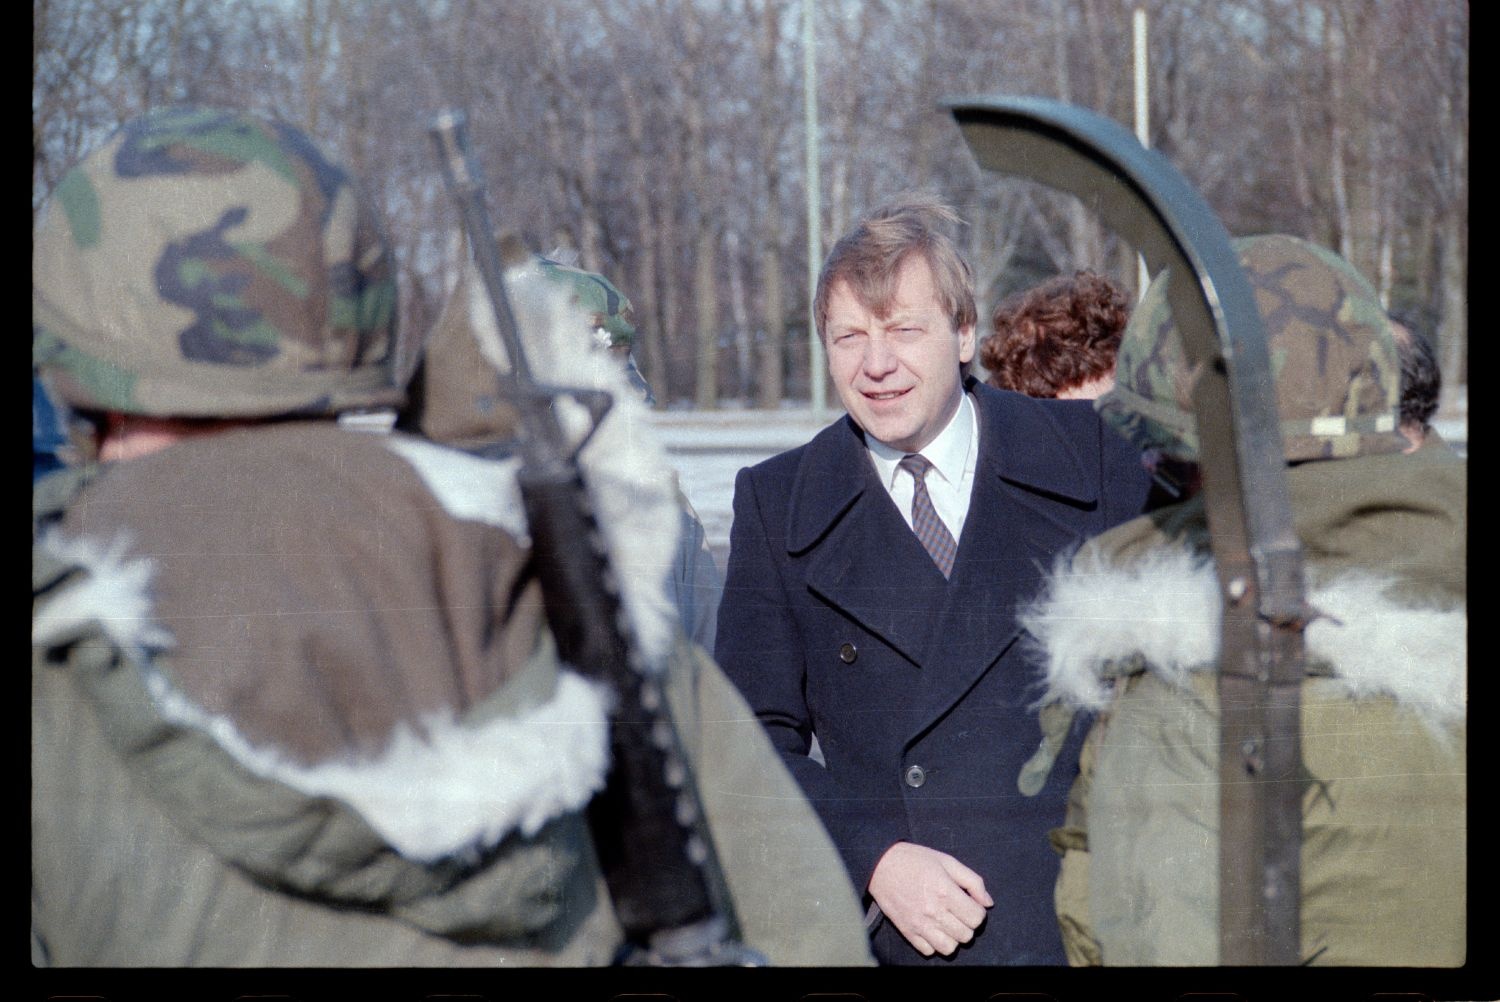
[865,391,978,544]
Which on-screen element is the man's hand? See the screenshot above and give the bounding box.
[867,841,993,956]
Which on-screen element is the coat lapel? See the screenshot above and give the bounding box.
[784,388,1106,728]
[786,416,949,667]
[906,385,1105,738]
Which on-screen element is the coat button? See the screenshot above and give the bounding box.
[904,765,926,788]
[839,642,857,664]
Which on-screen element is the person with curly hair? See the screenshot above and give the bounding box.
[980,270,1129,400]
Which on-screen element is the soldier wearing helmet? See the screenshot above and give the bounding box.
[1017,234,1466,966]
[31,107,871,967]
[401,236,724,652]
[533,247,656,403]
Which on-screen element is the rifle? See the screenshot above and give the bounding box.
[429,109,763,967]
[946,95,1307,965]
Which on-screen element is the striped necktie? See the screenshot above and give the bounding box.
[898,453,956,579]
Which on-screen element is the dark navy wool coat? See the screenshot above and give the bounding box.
[715,380,1151,966]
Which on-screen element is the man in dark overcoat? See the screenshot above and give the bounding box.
[715,194,1150,965]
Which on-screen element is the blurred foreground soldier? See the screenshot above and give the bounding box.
[31,107,870,966]
[1020,235,1465,966]
[979,270,1129,400]
[404,241,723,652]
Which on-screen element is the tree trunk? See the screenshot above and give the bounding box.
[607,26,664,403]
[694,226,720,409]
[1436,211,1466,397]
[657,174,682,404]
[727,228,752,401]
[753,0,786,409]
[757,242,786,408]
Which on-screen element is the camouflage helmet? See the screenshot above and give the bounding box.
[1097,234,1406,464]
[33,106,403,419]
[531,253,638,351]
[406,242,656,449]
[518,245,652,401]
[510,237,651,402]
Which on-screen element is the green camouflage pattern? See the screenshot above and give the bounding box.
[1098,234,1406,463]
[532,255,637,350]
[33,107,402,418]
[528,255,653,400]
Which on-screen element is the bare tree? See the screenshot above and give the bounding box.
[750,0,792,408]
[34,0,1467,410]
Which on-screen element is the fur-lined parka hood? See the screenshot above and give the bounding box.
[30,265,689,927]
[1021,443,1467,731]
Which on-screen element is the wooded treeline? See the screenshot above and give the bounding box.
[34,0,1468,409]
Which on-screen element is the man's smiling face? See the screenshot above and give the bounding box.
[825,253,975,453]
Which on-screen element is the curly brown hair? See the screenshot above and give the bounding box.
[980,270,1129,398]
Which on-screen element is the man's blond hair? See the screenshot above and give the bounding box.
[813,193,977,343]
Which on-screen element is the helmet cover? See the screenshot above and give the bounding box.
[33,106,402,418]
[1098,234,1405,463]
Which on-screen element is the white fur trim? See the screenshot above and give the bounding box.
[1022,543,1467,728]
[33,530,174,658]
[147,667,613,863]
[457,259,683,668]
[384,436,529,539]
[37,527,614,863]
[1021,545,1219,712]
[1304,573,1466,724]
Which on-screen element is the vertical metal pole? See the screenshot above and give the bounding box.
[803,0,825,418]
[1133,6,1151,299]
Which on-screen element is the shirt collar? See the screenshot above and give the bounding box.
[867,391,976,489]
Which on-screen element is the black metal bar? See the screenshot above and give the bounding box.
[945,94,1305,966]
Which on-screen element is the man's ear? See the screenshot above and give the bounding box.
[958,322,977,363]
